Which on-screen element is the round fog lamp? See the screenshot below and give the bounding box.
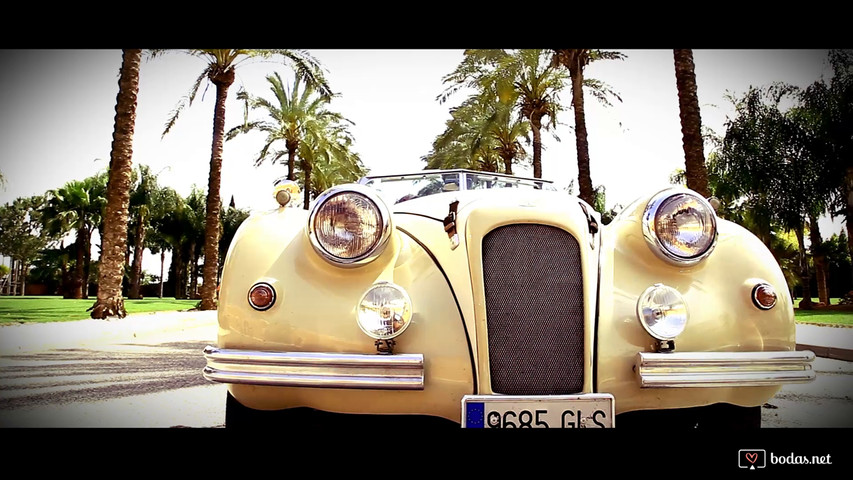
[637,284,688,340]
[357,282,412,340]
[752,283,777,310]
[248,282,276,311]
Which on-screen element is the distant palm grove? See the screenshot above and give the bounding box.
[0,49,850,318]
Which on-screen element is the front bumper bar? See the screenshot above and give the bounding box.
[202,346,424,390]
[635,350,816,388]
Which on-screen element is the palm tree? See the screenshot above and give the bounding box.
[147,187,205,300]
[148,186,186,298]
[146,183,180,298]
[42,176,106,299]
[425,91,529,175]
[673,49,711,198]
[296,119,365,208]
[126,164,159,299]
[156,49,331,310]
[309,135,367,195]
[184,187,207,298]
[550,49,625,205]
[228,72,359,208]
[808,213,830,305]
[89,50,142,317]
[440,50,567,179]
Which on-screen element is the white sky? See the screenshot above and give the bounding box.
[0,49,842,276]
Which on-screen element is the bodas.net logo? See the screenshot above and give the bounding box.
[739,449,766,469]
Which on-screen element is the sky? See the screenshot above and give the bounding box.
[0,49,842,276]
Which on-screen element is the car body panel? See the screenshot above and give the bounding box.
[596,196,795,413]
[217,206,475,420]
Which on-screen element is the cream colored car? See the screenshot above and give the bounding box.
[203,169,815,428]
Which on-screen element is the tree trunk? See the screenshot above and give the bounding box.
[59,241,68,298]
[570,60,594,206]
[128,218,145,299]
[530,116,543,179]
[17,259,23,296]
[673,49,710,199]
[83,226,92,299]
[159,250,165,298]
[846,166,853,287]
[173,247,185,299]
[303,161,312,210]
[795,224,813,310]
[200,70,234,310]
[287,144,298,181]
[1,259,7,295]
[809,214,829,305]
[69,234,85,299]
[90,49,142,319]
[10,258,17,296]
[190,246,199,299]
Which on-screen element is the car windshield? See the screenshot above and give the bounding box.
[360,171,555,204]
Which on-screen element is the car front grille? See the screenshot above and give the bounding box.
[482,224,585,395]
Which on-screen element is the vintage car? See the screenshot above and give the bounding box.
[203,169,815,428]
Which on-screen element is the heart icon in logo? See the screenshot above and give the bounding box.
[745,453,758,464]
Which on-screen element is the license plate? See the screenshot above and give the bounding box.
[462,394,614,428]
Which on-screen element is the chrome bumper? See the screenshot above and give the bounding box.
[636,350,816,388]
[202,346,424,390]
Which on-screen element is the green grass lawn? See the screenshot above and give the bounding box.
[794,308,853,327]
[792,297,853,327]
[0,296,199,324]
[792,297,841,306]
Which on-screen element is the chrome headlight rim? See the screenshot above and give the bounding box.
[307,184,392,267]
[641,188,718,266]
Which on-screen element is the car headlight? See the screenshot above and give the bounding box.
[637,284,688,340]
[642,189,717,266]
[308,184,391,266]
[357,282,413,340]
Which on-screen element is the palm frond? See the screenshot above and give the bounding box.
[162,68,210,138]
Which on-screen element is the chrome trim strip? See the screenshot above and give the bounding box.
[636,350,816,388]
[202,346,424,390]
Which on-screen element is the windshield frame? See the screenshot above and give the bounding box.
[359,169,554,188]
[358,170,557,205]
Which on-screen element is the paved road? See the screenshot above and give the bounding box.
[761,357,853,427]
[0,311,850,428]
[0,310,226,428]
